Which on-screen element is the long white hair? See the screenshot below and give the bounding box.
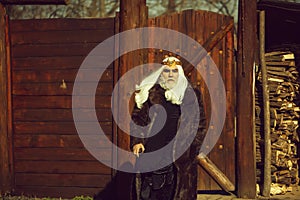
[135,57,188,109]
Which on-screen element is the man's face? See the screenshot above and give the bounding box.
[161,65,179,89]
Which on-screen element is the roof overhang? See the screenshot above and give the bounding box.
[258,0,300,50]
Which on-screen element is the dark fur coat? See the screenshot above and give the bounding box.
[130,84,206,200]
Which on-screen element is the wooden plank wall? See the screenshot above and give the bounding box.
[148,10,235,190]
[9,18,115,198]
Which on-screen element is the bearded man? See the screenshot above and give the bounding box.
[130,56,206,200]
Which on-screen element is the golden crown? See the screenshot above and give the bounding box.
[161,57,182,67]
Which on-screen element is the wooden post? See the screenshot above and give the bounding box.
[236,0,257,198]
[118,0,147,166]
[0,4,12,193]
[116,1,148,199]
[259,10,271,197]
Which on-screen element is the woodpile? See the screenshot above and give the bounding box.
[255,51,300,194]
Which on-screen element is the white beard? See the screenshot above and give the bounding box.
[159,76,177,90]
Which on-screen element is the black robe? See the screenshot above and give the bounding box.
[130,84,206,200]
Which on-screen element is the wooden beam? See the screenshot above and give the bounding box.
[236,0,257,198]
[0,0,69,5]
[0,5,12,193]
[197,153,235,192]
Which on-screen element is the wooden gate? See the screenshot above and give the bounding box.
[9,18,115,198]
[147,10,235,190]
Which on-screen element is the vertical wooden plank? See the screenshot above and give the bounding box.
[180,11,187,61]
[237,0,257,198]
[203,10,215,190]
[5,14,14,192]
[195,10,212,191]
[208,11,222,190]
[172,12,180,58]
[184,10,196,83]
[0,5,12,193]
[224,16,236,186]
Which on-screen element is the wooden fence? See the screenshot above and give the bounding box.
[9,18,115,197]
[5,9,235,198]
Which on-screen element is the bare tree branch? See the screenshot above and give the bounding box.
[7,0,240,21]
[106,1,119,17]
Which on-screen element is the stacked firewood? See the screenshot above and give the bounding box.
[255,51,299,194]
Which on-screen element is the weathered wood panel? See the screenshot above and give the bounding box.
[150,10,235,191]
[13,108,112,121]
[12,56,86,70]
[14,161,111,174]
[10,18,115,198]
[13,57,113,70]
[15,173,111,187]
[13,96,112,108]
[12,82,113,96]
[14,121,112,135]
[10,18,113,32]
[14,148,111,161]
[11,30,113,45]
[14,135,113,148]
[11,43,100,58]
[13,69,113,83]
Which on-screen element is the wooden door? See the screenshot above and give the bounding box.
[148,10,235,191]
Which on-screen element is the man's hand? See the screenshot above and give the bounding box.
[133,143,145,157]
